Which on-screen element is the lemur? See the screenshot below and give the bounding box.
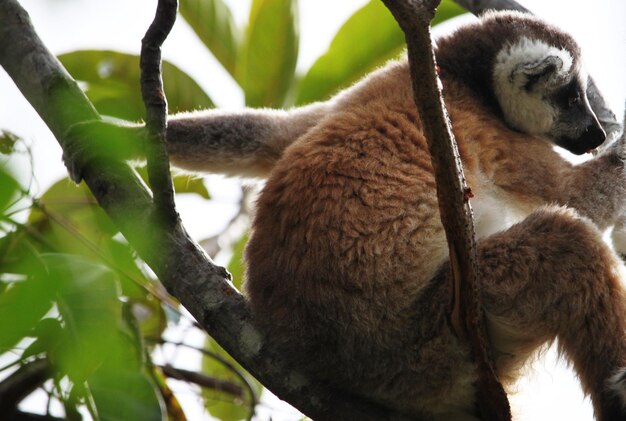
[66,10,626,421]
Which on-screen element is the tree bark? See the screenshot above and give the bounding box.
[0,1,420,419]
[380,0,510,419]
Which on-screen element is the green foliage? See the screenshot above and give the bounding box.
[136,166,211,200]
[296,0,404,105]
[0,130,20,155]
[201,338,262,421]
[59,50,214,121]
[237,0,299,107]
[296,0,466,105]
[179,0,240,76]
[1,1,468,418]
[227,233,248,290]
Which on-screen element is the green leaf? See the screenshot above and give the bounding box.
[23,318,63,361]
[179,0,240,76]
[0,130,20,155]
[59,50,214,121]
[40,254,163,420]
[0,275,55,352]
[28,179,119,258]
[25,179,153,305]
[237,0,299,107]
[432,0,467,27]
[226,233,248,290]
[135,166,210,199]
[295,0,404,106]
[89,368,164,421]
[295,0,466,106]
[44,254,123,382]
[0,165,20,211]
[202,338,262,421]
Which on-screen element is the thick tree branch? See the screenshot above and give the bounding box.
[0,2,417,419]
[452,0,622,147]
[0,359,51,415]
[380,0,510,419]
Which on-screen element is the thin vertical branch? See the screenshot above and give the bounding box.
[380,0,510,419]
[140,0,179,226]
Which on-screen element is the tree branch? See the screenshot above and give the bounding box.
[0,1,417,419]
[159,364,244,397]
[452,0,622,147]
[380,0,510,419]
[141,0,178,226]
[0,359,52,415]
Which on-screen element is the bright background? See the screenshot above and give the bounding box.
[1,0,625,419]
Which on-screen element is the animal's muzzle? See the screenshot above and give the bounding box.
[561,122,606,155]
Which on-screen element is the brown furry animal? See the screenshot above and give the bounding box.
[65,10,626,421]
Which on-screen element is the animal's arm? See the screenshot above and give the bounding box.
[560,150,626,230]
[164,102,330,177]
[483,133,626,231]
[64,102,330,181]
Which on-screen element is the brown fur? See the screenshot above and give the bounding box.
[125,11,626,420]
[242,41,626,421]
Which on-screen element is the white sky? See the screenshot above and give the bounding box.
[1,0,625,420]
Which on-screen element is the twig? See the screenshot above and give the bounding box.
[380,0,510,419]
[160,364,244,397]
[141,0,179,226]
[150,337,259,418]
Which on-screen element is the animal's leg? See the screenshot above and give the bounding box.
[477,206,626,421]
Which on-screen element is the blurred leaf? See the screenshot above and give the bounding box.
[295,0,403,105]
[90,368,164,421]
[0,130,20,155]
[59,50,213,121]
[136,166,210,199]
[40,254,163,420]
[431,0,467,27]
[0,165,21,211]
[28,179,118,258]
[295,0,465,105]
[202,338,262,421]
[44,254,123,382]
[129,298,168,340]
[0,275,55,352]
[226,233,248,290]
[27,180,151,295]
[237,0,299,107]
[0,229,45,275]
[180,0,240,76]
[22,318,63,360]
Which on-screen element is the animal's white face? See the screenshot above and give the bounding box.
[493,38,606,154]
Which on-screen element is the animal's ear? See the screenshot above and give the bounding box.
[511,55,564,92]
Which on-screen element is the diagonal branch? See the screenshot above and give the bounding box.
[0,1,417,419]
[380,0,510,419]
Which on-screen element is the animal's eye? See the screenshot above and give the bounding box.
[568,94,581,108]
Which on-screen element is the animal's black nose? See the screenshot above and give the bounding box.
[581,122,606,151]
